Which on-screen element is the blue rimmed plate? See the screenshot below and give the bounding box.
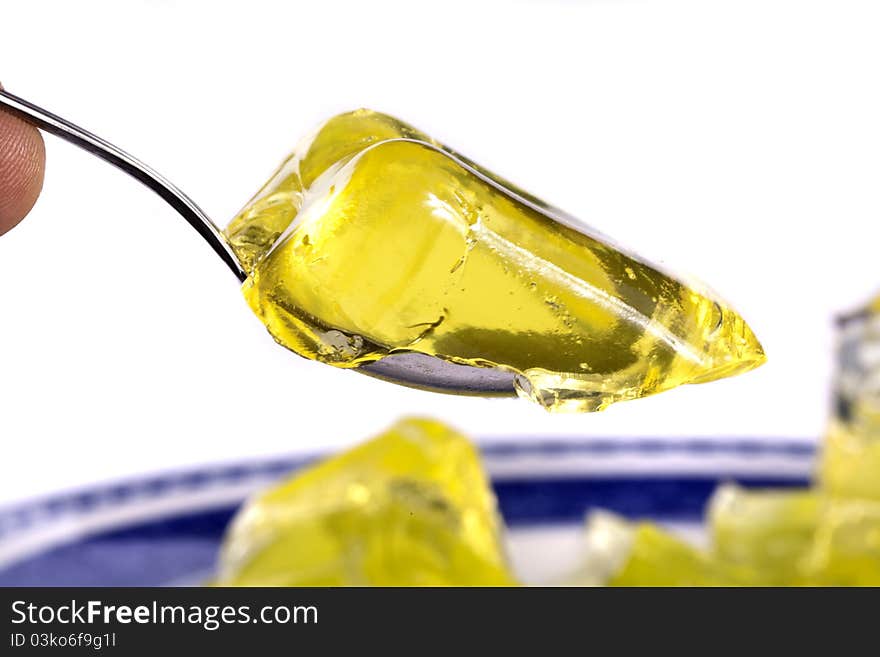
[0,439,815,586]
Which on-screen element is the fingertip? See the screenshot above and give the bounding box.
[0,108,46,236]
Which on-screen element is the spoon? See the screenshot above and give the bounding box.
[0,89,517,396]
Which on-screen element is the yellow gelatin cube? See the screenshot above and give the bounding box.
[819,422,880,501]
[226,109,765,412]
[819,294,880,499]
[804,500,880,586]
[214,418,516,586]
[565,511,750,586]
[708,484,820,585]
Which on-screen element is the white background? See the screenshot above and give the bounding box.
[0,0,878,506]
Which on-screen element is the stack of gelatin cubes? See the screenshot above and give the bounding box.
[215,296,880,586]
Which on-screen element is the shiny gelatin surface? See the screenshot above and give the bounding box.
[226,110,765,412]
[215,418,515,586]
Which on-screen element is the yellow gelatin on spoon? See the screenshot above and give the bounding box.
[226,110,765,412]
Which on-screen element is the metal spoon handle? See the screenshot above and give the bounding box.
[0,90,518,395]
[0,89,247,282]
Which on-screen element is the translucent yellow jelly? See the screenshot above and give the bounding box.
[564,511,750,586]
[226,110,765,412]
[708,485,819,585]
[804,500,880,586]
[820,422,880,501]
[819,293,880,499]
[214,418,516,586]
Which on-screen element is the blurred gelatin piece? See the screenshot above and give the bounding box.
[803,499,880,586]
[214,418,516,586]
[820,292,880,499]
[560,510,752,586]
[226,109,765,412]
[708,484,819,585]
